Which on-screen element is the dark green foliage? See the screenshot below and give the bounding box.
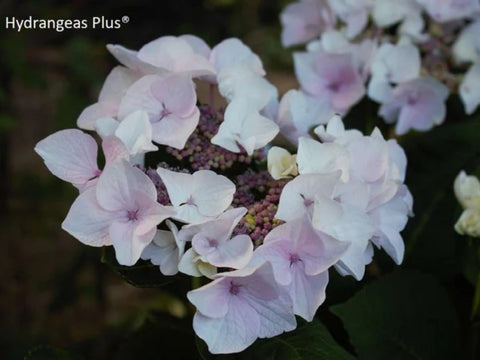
[401,120,480,278]
[332,270,460,360]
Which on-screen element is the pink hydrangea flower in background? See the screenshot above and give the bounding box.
[368,41,421,103]
[187,262,296,354]
[417,0,480,23]
[378,76,449,135]
[276,89,335,145]
[294,50,366,113]
[372,0,425,40]
[118,73,200,149]
[77,66,141,130]
[34,129,128,191]
[326,0,372,39]
[156,168,236,224]
[62,160,173,265]
[280,0,335,47]
[252,217,348,320]
[306,30,376,80]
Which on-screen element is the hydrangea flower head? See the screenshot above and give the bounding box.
[35,29,416,356]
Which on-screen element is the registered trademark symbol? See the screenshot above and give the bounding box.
[122,16,130,23]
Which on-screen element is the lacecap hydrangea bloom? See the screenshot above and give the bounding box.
[35,33,412,354]
[280,0,480,137]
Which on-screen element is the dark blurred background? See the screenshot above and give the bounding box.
[0,1,297,358]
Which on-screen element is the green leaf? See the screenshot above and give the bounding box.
[24,345,81,360]
[101,247,178,288]
[196,319,355,360]
[401,120,480,278]
[332,270,460,360]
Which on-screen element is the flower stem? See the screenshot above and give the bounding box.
[191,276,202,290]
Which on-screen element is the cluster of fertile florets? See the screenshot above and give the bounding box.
[278,0,480,139]
[232,170,288,245]
[165,105,263,171]
[35,32,412,355]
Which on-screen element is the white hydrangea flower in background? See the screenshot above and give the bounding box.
[372,0,426,40]
[368,40,421,103]
[454,171,480,237]
[326,0,373,39]
[452,20,480,65]
[416,0,480,23]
